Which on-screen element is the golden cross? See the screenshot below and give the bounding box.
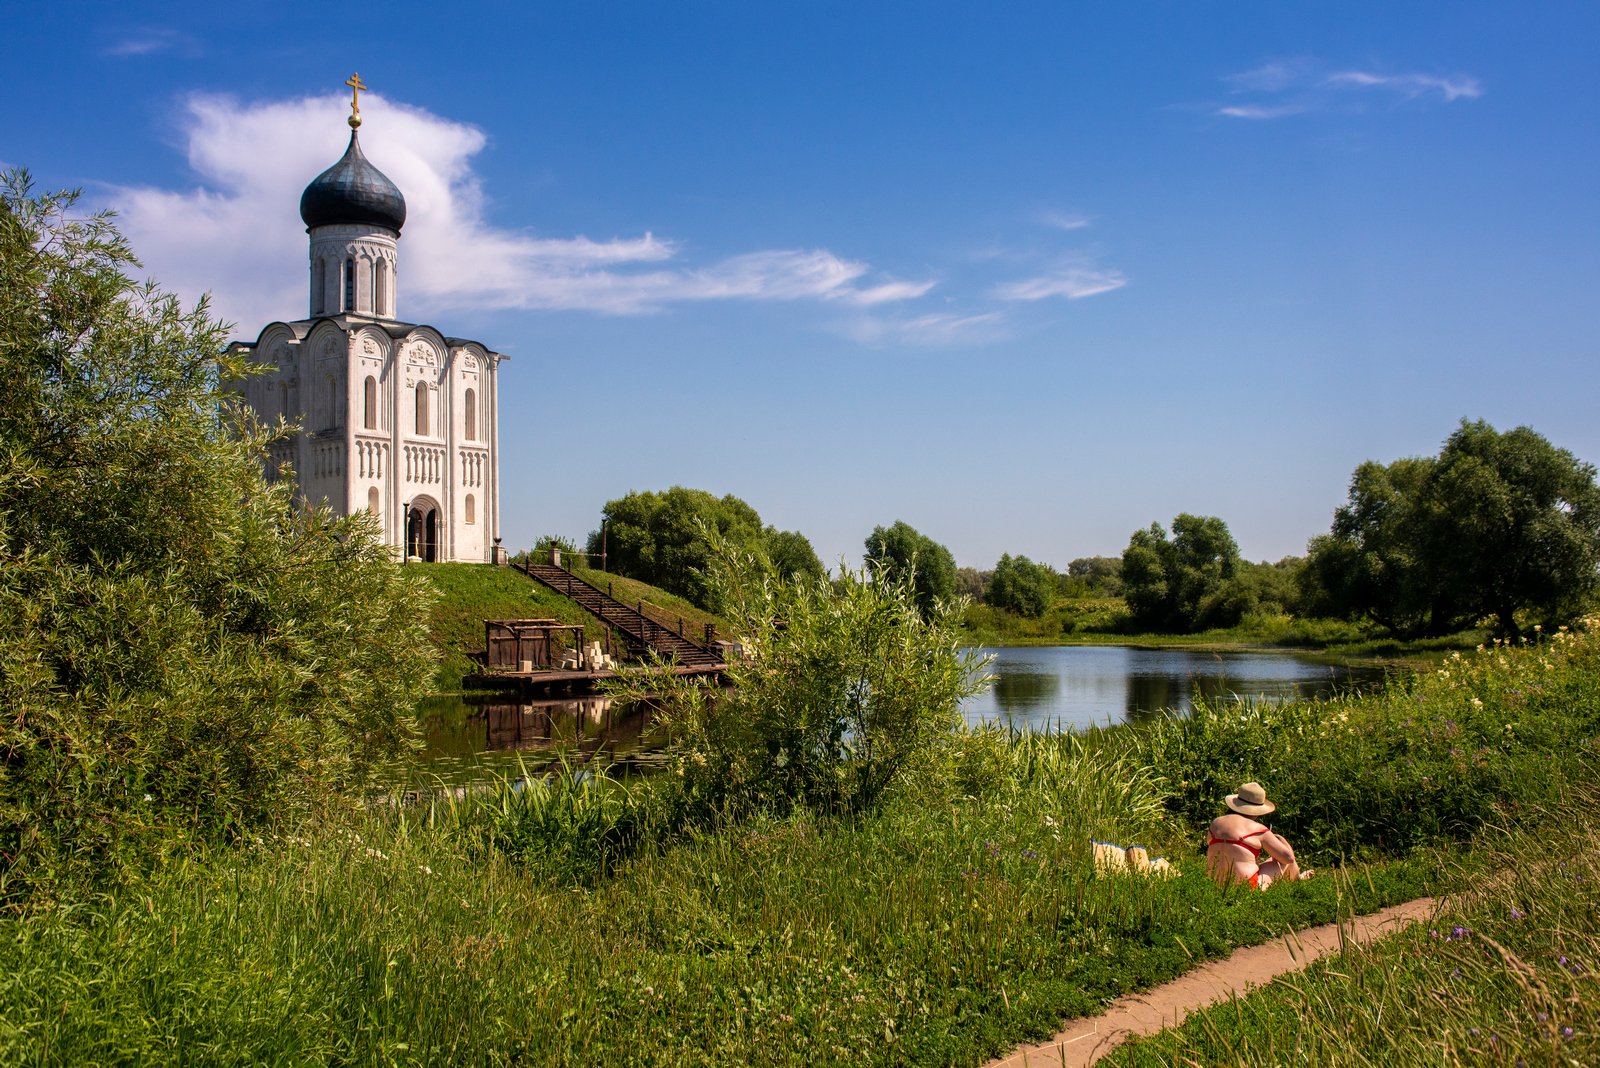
[345,73,367,126]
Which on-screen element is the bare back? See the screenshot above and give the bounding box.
[1206,812,1296,887]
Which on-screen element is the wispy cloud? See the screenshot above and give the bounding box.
[1325,70,1481,102]
[106,93,932,327]
[1040,211,1093,232]
[846,310,1009,348]
[105,28,201,58]
[1213,59,1482,119]
[992,266,1126,302]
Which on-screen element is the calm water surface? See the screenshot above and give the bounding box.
[412,646,1387,784]
[961,645,1387,732]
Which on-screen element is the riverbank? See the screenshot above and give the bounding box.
[4,624,1596,1064]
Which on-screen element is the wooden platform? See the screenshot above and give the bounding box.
[463,661,726,695]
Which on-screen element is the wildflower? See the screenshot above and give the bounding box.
[1021,849,1038,860]
[1510,907,1525,920]
[143,793,153,802]
[1563,1027,1575,1039]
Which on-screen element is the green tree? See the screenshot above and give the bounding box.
[863,521,958,616]
[587,487,765,608]
[762,526,825,584]
[1121,514,1249,632]
[0,171,433,886]
[1304,420,1600,637]
[985,553,1057,618]
[615,530,983,816]
[1065,556,1123,596]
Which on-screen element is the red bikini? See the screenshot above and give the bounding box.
[1207,827,1270,888]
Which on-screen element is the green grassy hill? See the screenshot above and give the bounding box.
[417,563,730,691]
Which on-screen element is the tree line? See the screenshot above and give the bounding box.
[591,419,1600,639]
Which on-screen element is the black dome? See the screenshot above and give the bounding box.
[299,130,406,233]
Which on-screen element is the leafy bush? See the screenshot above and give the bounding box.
[1138,620,1600,858]
[0,171,434,890]
[985,553,1056,618]
[473,758,651,884]
[618,533,985,817]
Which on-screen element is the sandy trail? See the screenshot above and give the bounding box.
[984,896,1436,1068]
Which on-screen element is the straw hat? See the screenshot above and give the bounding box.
[1225,781,1276,817]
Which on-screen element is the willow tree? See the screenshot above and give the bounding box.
[0,171,434,887]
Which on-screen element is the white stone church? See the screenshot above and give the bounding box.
[229,92,506,563]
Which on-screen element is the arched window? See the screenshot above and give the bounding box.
[312,258,325,315]
[325,374,338,431]
[344,257,355,312]
[464,387,477,441]
[465,493,476,525]
[364,375,378,430]
[415,381,429,435]
[278,380,288,416]
[376,260,389,317]
[369,260,378,314]
[368,486,381,515]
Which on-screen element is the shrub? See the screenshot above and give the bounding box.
[0,170,434,890]
[617,532,986,817]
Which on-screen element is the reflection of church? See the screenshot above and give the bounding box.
[229,76,506,562]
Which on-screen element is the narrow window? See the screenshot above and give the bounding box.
[344,257,355,312]
[376,260,388,316]
[278,380,288,416]
[325,374,338,431]
[368,486,380,515]
[415,381,429,436]
[364,375,378,430]
[464,387,477,441]
[369,260,378,313]
[465,493,476,525]
[312,258,325,315]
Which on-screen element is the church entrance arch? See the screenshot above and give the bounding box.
[405,495,442,562]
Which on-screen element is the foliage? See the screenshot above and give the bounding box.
[1137,619,1600,858]
[1065,555,1123,596]
[1109,796,1600,1067]
[586,487,821,609]
[762,526,826,585]
[473,757,651,885]
[0,171,434,889]
[1303,419,1600,638]
[862,519,958,617]
[1121,514,1251,632]
[0,737,1435,1067]
[617,532,984,817]
[955,566,991,601]
[985,553,1057,618]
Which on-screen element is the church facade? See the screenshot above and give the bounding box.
[229,81,507,563]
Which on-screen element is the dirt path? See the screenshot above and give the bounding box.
[984,896,1437,1068]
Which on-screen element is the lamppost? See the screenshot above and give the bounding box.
[401,498,411,563]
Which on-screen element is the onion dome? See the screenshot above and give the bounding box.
[298,130,407,234]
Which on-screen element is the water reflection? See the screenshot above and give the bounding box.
[964,646,1387,732]
[409,693,659,788]
[991,670,1060,717]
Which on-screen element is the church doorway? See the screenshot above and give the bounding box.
[406,498,440,562]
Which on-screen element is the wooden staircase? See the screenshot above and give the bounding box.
[513,563,724,667]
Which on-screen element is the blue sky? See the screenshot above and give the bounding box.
[6,2,1597,570]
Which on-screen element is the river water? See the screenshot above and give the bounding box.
[410,646,1387,786]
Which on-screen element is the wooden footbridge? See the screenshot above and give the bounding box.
[463,563,726,694]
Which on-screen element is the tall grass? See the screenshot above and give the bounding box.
[1107,785,1600,1066]
[0,731,1431,1066]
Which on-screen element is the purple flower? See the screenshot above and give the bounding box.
[1510,907,1525,920]
[1021,849,1038,860]
[1563,1026,1575,1040]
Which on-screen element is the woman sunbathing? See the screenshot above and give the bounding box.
[1205,781,1312,890]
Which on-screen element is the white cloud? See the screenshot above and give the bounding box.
[1214,59,1482,119]
[105,92,931,328]
[846,310,1009,347]
[1325,70,1482,102]
[1216,104,1308,121]
[992,267,1126,302]
[1040,211,1092,232]
[105,28,201,57]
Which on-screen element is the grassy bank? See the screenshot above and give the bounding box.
[1107,790,1600,1066]
[420,563,730,691]
[961,597,1485,662]
[4,626,1598,1064]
